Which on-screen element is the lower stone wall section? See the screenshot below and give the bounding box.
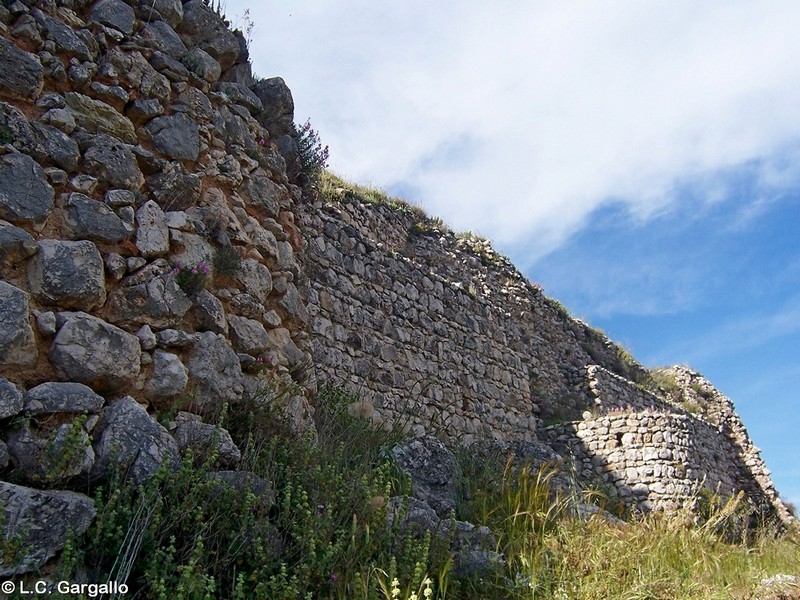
[544,411,776,516]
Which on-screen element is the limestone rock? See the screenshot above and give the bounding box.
[0,37,43,100]
[265,327,305,369]
[214,81,263,115]
[145,112,200,161]
[178,0,240,70]
[90,0,135,35]
[237,258,272,304]
[0,482,95,577]
[0,377,23,419]
[252,77,295,139]
[50,312,141,392]
[0,220,38,266]
[82,134,144,191]
[144,349,188,401]
[172,411,241,467]
[138,0,183,28]
[135,200,169,258]
[190,288,228,334]
[7,421,94,484]
[29,122,80,171]
[97,48,171,104]
[24,382,105,415]
[0,281,37,367]
[64,92,137,143]
[148,163,201,210]
[184,47,220,82]
[31,9,92,61]
[140,20,187,58]
[187,332,244,415]
[28,239,106,311]
[62,192,131,244]
[276,282,309,325]
[106,273,192,329]
[92,396,179,485]
[127,98,164,124]
[169,229,213,272]
[391,436,458,518]
[0,153,55,224]
[228,315,270,355]
[238,168,284,217]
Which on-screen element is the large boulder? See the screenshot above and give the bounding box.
[6,421,95,484]
[135,200,169,258]
[64,92,137,143]
[252,77,295,139]
[145,112,200,161]
[187,332,244,415]
[0,281,37,367]
[144,350,188,401]
[0,377,23,419]
[106,273,192,329]
[92,396,179,485]
[178,1,240,70]
[28,239,106,311]
[147,163,201,211]
[0,38,43,100]
[391,436,458,518]
[82,134,144,191]
[139,20,187,59]
[236,258,273,303]
[171,411,241,467]
[62,192,132,244]
[0,482,95,576]
[0,221,38,267]
[90,0,136,35]
[228,315,270,355]
[31,8,92,61]
[137,0,183,28]
[0,153,54,225]
[50,312,141,392]
[24,382,105,415]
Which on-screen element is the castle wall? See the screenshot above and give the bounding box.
[301,198,613,442]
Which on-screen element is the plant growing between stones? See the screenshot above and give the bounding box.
[171,261,209,294]
[212,244,242,278]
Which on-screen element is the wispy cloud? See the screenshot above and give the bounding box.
[236,1,800,261]
[646,296,800,365]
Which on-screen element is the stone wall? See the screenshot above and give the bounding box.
[301,196,651,443]
[0,0,316,574]
[0,0,792,577]
[301,194,792,523]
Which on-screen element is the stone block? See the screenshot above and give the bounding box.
[28,239,106,311]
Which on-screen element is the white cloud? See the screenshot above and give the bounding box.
[229,1,800,261]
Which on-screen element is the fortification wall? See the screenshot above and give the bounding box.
[300,197,650,442]
[0,1,792,578]
[0,0,320,573]
[301,196,792,522]
[543,366,789,519]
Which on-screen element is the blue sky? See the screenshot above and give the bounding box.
[227,1,800,506]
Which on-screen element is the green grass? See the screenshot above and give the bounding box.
[35,383,798,599]
[316,170,428,219]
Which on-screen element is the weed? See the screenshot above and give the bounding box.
[171,261,209,294]
[212,244,242,278]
